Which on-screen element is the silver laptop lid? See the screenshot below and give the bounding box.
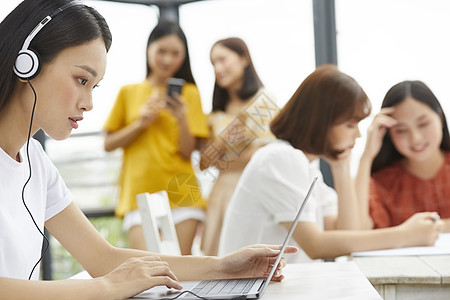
[131,177,318,300]
[258,176,318,298]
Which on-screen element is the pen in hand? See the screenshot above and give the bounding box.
[432,214,440,222]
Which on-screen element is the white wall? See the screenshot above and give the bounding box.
[336,0,450,174]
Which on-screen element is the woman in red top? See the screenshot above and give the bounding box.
[356,80,450,232]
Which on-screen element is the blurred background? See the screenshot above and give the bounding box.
[2,0,450,279]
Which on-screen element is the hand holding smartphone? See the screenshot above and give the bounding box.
[167,77,185,98]
[166,78,186,118]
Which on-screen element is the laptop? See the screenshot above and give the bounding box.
[131,177,318,300]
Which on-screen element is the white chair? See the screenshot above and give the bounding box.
[137,191,181,255]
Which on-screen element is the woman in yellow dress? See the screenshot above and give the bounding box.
[103,21,209,255]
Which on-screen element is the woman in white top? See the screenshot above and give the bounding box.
[0,1,295,299]
[220,65,443,262]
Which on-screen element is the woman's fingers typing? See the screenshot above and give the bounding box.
[104,256,182,299]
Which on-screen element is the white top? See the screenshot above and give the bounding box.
[219,140,337,263]
[0,139,72,280]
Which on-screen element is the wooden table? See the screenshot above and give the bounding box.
[71,261,381,299]
[352,255,450,300]
[264,261,382,299]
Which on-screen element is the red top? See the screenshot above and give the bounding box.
[369,151,450,228]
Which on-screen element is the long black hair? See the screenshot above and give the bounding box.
[371,80,450,173]
[0,0,112,111]
[145,20,195,84]
[211,37,263,112]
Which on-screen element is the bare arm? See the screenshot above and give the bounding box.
[282,211,442,260]
[1,207,180,300]
[327,155,360,230]
[104,93,165,152]
[53,203,298,281]
[160,244,298,282]
[0,256,182,300]
[46,201,222,282]
[0,277,109,300]
[354,108,398,229]
[165,94,196,160]
[199,114,260,172]
[103,121,145,152]
[354,151,375,229]
[1,202,295,299]
[199,139,259,172]
[225,144,259,171]
[173,110,196,160]
[199,137,226,170]
[443,218,450,233]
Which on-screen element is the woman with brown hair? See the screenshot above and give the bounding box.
[200,37,276,255]
[219,65,442,262]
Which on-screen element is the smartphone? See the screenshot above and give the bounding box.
[167,78,185,98]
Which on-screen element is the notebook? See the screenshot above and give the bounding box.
[131,177,318,300]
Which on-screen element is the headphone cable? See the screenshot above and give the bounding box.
[22,78,49,280]
[160,290,247,300]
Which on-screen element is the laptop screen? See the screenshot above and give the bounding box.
[130,177,318,300]
[258,176,317,297]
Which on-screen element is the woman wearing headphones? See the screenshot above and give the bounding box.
[0,1,295,299]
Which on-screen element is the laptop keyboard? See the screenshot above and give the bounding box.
[191,278,258,296]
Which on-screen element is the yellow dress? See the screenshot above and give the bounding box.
[103,80,209,218]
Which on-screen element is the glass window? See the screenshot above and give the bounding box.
[336,0,450,173]
[180,0,315,112]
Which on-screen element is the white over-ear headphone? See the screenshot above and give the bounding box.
[14,1,83,80]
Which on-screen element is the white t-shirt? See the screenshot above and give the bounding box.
[0,138,72,280]
[219,140,337,263]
